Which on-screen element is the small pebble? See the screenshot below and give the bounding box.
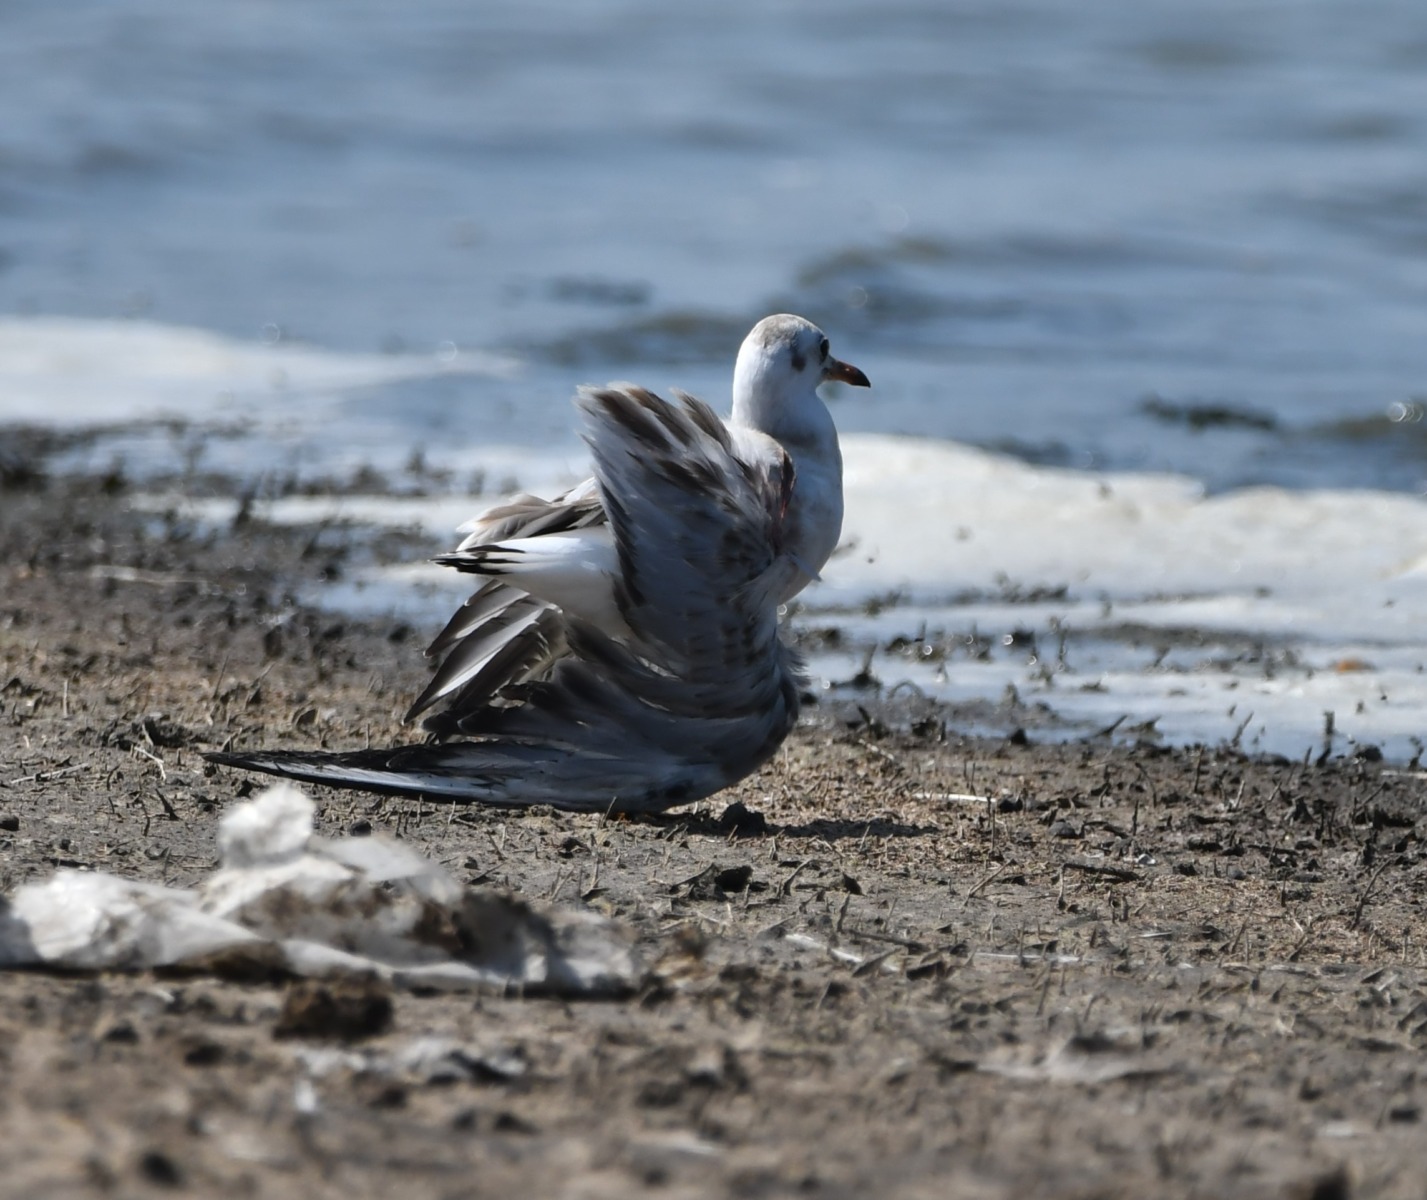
[137,1150,183,1188]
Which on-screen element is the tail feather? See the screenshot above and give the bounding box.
[204,734,728,815]
[206,631,802,815]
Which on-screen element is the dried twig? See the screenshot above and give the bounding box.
[966,862,1008,899]
[6,762,91,787]
[1351,863,1391,931]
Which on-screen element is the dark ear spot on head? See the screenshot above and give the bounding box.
[790,347,806,372]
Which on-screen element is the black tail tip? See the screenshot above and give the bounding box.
[203,749,303,776]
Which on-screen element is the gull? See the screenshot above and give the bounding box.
[208,315,869,812]
[410,313,867,731]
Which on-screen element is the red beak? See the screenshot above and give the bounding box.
[823,357,871,388]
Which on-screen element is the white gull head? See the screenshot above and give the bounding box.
[731,313,871,445]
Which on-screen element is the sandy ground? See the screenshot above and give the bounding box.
[3,466,1426,1199]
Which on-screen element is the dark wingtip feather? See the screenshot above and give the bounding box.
[203,746,457,800]
[204,748,339,776]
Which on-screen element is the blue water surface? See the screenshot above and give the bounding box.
[2,0,1426,492]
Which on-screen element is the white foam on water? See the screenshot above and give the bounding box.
[0,316,535,491]
[831,436,1427,612]
[129,433,1427,762]
[0,317,517,426]
[808,437,1427,759]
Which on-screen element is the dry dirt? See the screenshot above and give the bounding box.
[2,471,1427,1199]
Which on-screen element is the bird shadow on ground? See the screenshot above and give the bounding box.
[766,816,939,841]
[651,809,938,842]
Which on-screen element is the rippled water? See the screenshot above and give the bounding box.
[3,0,1426,491]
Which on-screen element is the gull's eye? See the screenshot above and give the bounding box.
[818,337,829,361]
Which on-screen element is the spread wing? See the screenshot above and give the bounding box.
[581,384,798,694]
[208,384,804,813]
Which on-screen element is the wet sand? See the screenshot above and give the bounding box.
[1,470,1424,1199]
